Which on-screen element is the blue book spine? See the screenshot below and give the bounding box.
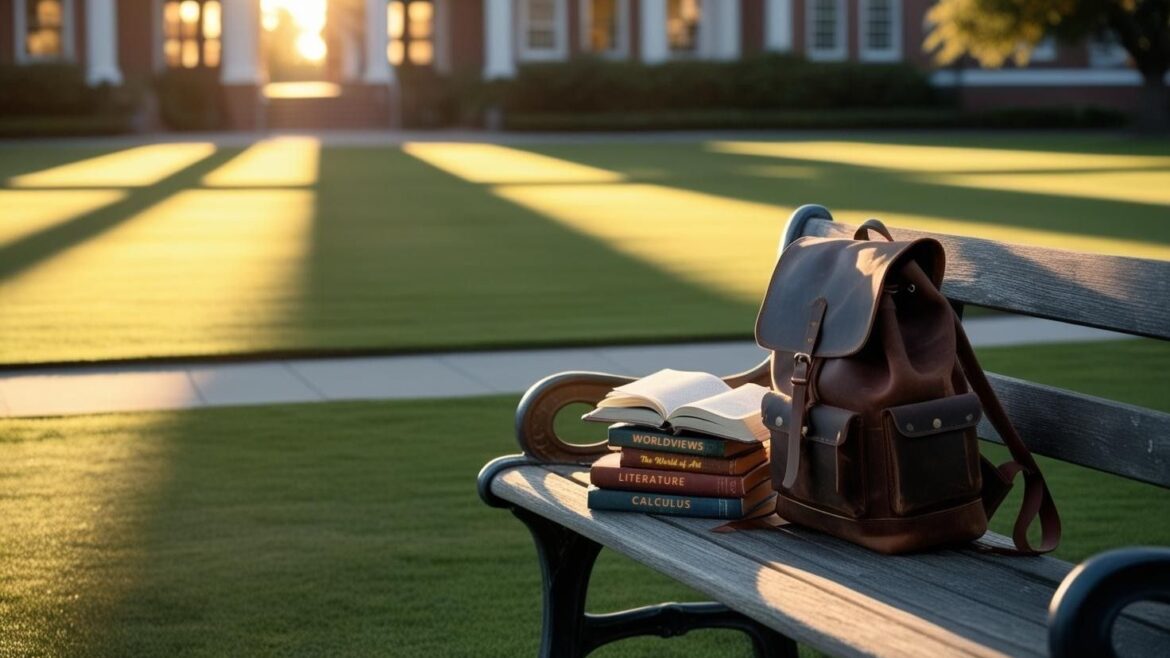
[587,487,747,519]
[607,425,729,457]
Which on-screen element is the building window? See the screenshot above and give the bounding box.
[1089,33,1129,68]
[859,0,899,62]
[517,0,567,61]
[389,0,434,66]
[17,0,74,61]
[582,0,628,57]
[667,0,701,54]
[806,0,845,61]
[1029,36,1056,63]
[164,0,221,68]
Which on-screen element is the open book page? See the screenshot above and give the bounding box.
[668,383,770,443]
[595,369,731,418]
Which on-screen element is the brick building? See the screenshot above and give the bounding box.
[0,0,1144,129]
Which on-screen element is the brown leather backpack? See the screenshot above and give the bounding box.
[755,219,1061,555]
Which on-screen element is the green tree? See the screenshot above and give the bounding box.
[926,0,1170,130]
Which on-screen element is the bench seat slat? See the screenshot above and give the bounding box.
[979,373,1170,487]
[803,219,1170,340]
[496,464,1006,658]
[502,465,1170,658]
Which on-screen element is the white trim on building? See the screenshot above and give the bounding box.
[805,0,846,62]
[85,0,122,84]
[483,0,516,78]
[640,0,669,63]
[14,0,77,63]
[764,0,793,52]
[580,0,630,59]
[858,0,901,63]
[516,0,569,62]
[930,68,1165,87]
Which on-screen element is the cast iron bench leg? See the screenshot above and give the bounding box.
[512,506,798,658]
[480,455,797,658]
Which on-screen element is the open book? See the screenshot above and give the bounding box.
[582,369,769,443]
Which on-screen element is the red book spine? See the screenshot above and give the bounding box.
[591,453,767,498]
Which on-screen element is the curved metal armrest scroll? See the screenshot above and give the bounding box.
[513,360,772,465]
[514,371,637,464]
[1048,546,1170,658]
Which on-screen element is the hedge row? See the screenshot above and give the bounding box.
[495,55,939,113]
[502,107,1129,132]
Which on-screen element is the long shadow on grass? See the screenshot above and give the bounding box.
[52,399,749,657]
[518,141,1170,247]
[284,147,759,354]
[0,148,238,282]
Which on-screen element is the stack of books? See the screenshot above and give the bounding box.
[582,369,775,520]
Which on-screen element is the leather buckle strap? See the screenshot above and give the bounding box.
[782,299,827,490]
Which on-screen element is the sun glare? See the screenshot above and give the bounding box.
[263,0,328,61]
[9,143,216,188]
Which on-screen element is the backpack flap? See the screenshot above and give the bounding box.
[754,236,947,358]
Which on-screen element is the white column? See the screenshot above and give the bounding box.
[221,0,262,84]
[702,0,739,59]
[765,0,793,51]
[363,0,396,83]
[85,0,122,85]
[639,0,668,64]
[483,0,515,79]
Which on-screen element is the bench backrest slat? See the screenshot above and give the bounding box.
[803,219,1170,340]
[981,373,1170,487]
[795,216,1170,488]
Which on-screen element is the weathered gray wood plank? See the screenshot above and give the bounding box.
[495,464,1007,658]
[533,465,1170,656]
[801,219,1170,340]
[978,373,1170,487]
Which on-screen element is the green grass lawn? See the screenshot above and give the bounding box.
[1,134,1168,365]
[2,340,1168,657]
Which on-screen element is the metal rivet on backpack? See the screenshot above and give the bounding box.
[932,418,942,429]
[966,413,974,422]
[907,284,917,293]
[906,423,915,432]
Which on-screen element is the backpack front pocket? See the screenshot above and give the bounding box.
[883,393,983,516]
[764,394,865,517]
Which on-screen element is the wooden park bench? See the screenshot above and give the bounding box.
[477,204,1170,657]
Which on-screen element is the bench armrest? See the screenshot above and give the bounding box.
[513,360,772,464]
[1049,546,1170,658]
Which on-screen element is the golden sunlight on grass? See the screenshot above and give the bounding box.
[202,136,321,188]
[494,182,789,302]
[9,143,216,188]
[0,414,171,653]
[709,141,1170,173]
[0,190,313,362]
[831,208,1170,260]
[403,143,624,184]
[0,190,127,248]
[926,170,1170,208]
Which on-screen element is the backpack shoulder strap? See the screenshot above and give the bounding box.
[953,314,1062,555]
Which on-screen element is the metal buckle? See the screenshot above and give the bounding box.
[791,352,812,385]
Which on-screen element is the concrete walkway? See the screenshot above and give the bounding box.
[0,317,1130,418]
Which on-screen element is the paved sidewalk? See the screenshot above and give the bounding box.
[0,317,1131,418]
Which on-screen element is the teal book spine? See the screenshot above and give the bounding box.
[607,425,732,457]
[587,487,750,519]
